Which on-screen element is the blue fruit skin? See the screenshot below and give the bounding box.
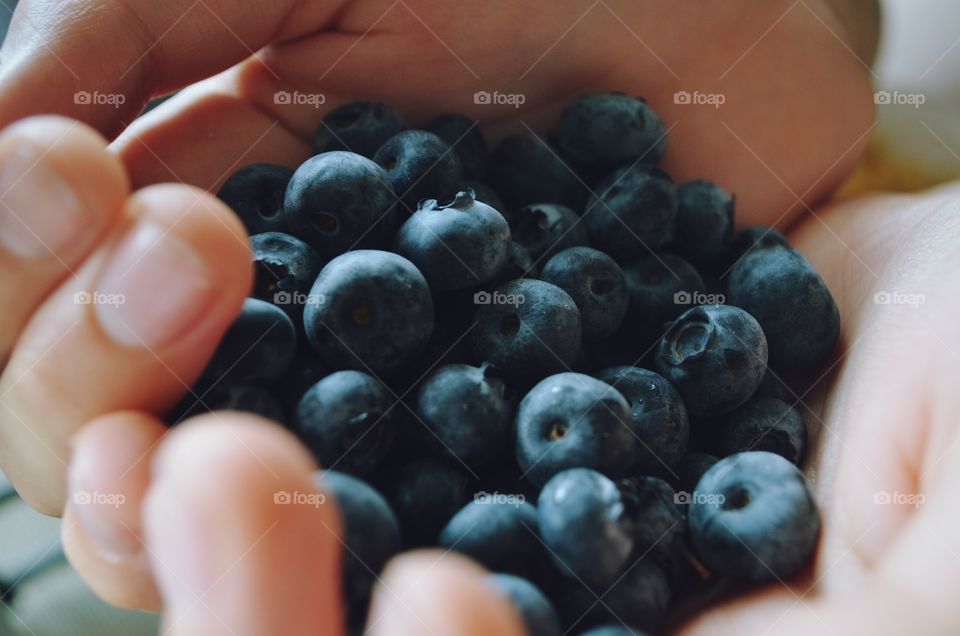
[490,574,562,636]
[551,92,668,177]
[217,163,293,234]
[655,304,768,416]
[595,367,689,473]
[250,232,323,322]
[304,250,434,376]
[726,225,791,267]
[470,279,581,382]
[394,191,511,291]
[671,452,719,497]
[463,181,508,222]
[312,101,408,158]
[427,113,488,180]
[621,253,706,353]
[511,203,590,263]
[556,559,670,632]
[726,241,840,369]
[673,180,735,266]
[373,130,463,212]
[283,151,398,259]
[707,396,807,465]
[517,374,636,486]
[583,165,678,260]
[619,476,686,570]
[537,468,635,588]
[416,363,511,466]
[486,134,589,211]
[203,298,297,385]
[387,457,472,547]
[315,470,402,614]
[689,451,821,583]
[541,247,629,342]
[438,500,548,582]
[294,370,396,475]
[495,240,541,284]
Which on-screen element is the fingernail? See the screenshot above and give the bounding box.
[0,145,91,259]
[94,221,216,348]
[68,468,140,561]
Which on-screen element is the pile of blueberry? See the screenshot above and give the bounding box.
[175,92,838,635]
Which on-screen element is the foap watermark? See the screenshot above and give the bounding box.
[474,290,525,307]
[273,290,325,306]
[674,491,726,505]
[474,90,526,109]
[873,290,925,308]
[474,491,526,507]
[874,90,925,109]
[274,490,327,508]
[874,490,925,508]
[73,490,126,509]
[274,91,326,108]
[674,90,726,109]
[674,290,725,305]
[74,91,126,108]
[74,291,125,308]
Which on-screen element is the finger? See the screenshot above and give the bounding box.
[0,184,252,515]
[0,115,128,365]
[0,0,331,137]
[367,551,525,636]
[62,411,166,610]
[142,413,342,636]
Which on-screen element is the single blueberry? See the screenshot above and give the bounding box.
[294,370,396,475]
[373,129,463,212]
[486,134,588,210]
[203,298,297,385]
[304,250,434,376]
[595,366,689,472]
[689,451,820,583]
[510,203,590,264]
[250,232,323,322]
[540,247,629,342]
[470,279,581,382]
[489,574,562,636]
[416,363,511,466]
[655,304,768,416]
[312,101,408,157]
[217,163,293,234]
[283,151,398,259]
[583,165,678,260]
[427,113,488,180]
[516,374,635,486]
[673,180,735,266]
[463,180,508,222]
[706,395,807,465]
[619,476,686,568]
[386,457,472,547]
[394,190,511,291]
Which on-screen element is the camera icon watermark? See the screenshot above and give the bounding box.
[74,91,126,108]
[273,490,327,508]
[873,290,925,308]
[673,290,725,305]
[74,291,126,308]
[673,90,726,109]
[474,290,525,307]
[873,490,924,508]
[274,91,326,108]
[273,291,325,306]
[874,90,925,109]
[473,90,526,109]
[73,490,126,509]
[674,491,726,505]
[474,491,526,507]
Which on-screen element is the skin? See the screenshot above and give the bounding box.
[6,0,960,634]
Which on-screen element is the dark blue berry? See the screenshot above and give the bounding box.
[619,476,685,567]
[540,247,629,342]
[217,163,292,234]
[312,101,408,158]
[203,298,296,384]
[673,180,735,266]
[755,368,792,402]
[486,134,588,210]
[427,113,488,180]
[373,130,463,212]
[250,232,323,322]
[510,203,590,263]
[706,395,806,465]
[726,225,791,265]
[463,181,508,221]
[386,457,472,546]
[671,452,719,497]
[489,574,562,636]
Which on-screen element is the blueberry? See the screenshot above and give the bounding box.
[394,190,511,291]
[203,298,296,384]
[754,368,792,402]
[578,627,650,636]
[496,240,541,283]
[250,232,323,320]
[470,279,581,382]
[595,366,689,472]
[619,476,685,567]
[373,130,463,212]
[489,574,562,636]
[271,348,330,419]
[304,250,434,376]
[688,451,820,583]
[294,370,396,475]
[438,499,548,581]
[673,180,735,266]
[538,468,634,587]
[312,101,408,157]
[551,92,668,177]
[655,304,767,416]
[706,396,806,465]
[573,559,670,631]
[316,470,402,614]
[540,247,629,342]
[621,253,706,352]
[283,151,397,259]
[671,452,719,497]
[463,180,508,221]
[427,113,488,180]
[726,225,791,266]
[171,383,285,425]
[510,203,590,263]
[217,163,292,234]
[386,457,472,546]
[486,134,588,211]
[416,363,511,466]
[726,241,840,369]
[516,374,635,485]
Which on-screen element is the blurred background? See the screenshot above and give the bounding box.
[1,0,960,634]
